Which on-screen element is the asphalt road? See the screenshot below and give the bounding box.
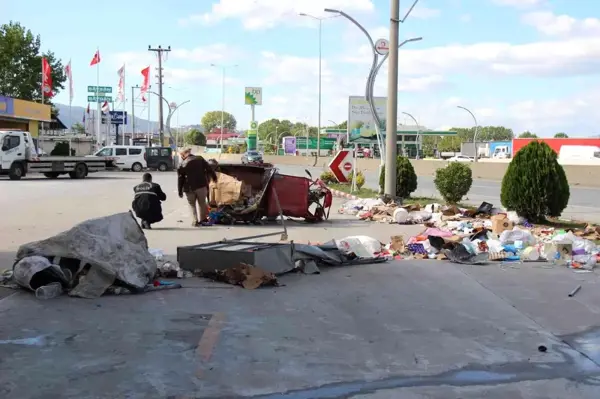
[1,171,600,398]
[277,165,600,223]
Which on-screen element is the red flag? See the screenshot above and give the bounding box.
[86,103,90,114]
[42,57,53,98]
[65,60,73,104]
[101,101,110,113]
[90,50,101,66]
[140,66,150,102]
[117,65,125,102]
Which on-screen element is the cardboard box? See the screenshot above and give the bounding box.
[209,172,243,206]
[491,214,513,234]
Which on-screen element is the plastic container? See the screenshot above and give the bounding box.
[35,282,63,300]
[522,246,540,261]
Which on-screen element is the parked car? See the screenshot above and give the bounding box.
[145,146,174,171]
[91,145,146,171]
[447,155,474,163]
[241,151,263,164]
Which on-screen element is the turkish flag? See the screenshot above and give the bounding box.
[140,66,150,102]
[90,50,101,66]
[42,57,54,98]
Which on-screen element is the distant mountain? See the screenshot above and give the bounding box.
[55,103,159,133]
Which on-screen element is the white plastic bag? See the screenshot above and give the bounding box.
[499,227,535,246]
[336,236,383,259]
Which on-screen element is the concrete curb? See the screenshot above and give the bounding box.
[328,187,360,201]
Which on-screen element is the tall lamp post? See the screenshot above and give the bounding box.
[457,105,480,162]
[211,63,238,154]
[401,112,421,159]
[324,4,421,179]
[299,13,339,160]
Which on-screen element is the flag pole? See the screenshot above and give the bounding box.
[147,86,151,146]
[69,60,73,136]
[96,47,101,148]
[123,64,127,145]
[40,57,45,153]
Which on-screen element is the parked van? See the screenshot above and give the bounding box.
[558,145,600,161]
[145,147,174,171]
[92,145,146,171]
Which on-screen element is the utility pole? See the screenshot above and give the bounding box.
[148,45,171,144]
[131,85,138,135]
[384,0,400,197]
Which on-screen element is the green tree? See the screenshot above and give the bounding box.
[519,131,538,138]
[72,122,85,134]
[434,162,473,204]
[184,129,206,145]
[200,111,237,133]
[500,141,570,222]
[0,21,66,102]
[379,156,418,198]
[437,136,462,152]
[554,132,568,138]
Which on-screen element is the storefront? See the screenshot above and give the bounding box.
[0,95,51,137]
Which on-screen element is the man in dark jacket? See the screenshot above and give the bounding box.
[132,173,167,229]
[177,148,217,227]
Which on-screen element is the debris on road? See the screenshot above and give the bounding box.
[199,263,279,289]
[3,212,175,299]
[568,284,582,297]
[349,198,600,269]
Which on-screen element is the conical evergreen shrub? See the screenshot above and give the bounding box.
[379,156,418,198]
[500,141,569,222]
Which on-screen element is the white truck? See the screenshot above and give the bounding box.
[0,130,117,180]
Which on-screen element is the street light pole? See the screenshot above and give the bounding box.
[299,13,339,160]
[402,112,421,159]
[211,63,237,154]
[457,105,480,162]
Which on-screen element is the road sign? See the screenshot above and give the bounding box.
[329,150,353,183]
[375,38,390,55]
[109,111,127,125]
[87,86,112,94]
[245,87,262,106]
[88,96,113,102]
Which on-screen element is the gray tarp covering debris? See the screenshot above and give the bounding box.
[14,211,156,298]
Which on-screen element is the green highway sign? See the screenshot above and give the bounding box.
[88,96,113,102]
[87,86,112,94]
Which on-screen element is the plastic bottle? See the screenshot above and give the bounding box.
[35,282,63,300]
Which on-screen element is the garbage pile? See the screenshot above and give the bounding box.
[0,212,182,299]
[208,171,264,222]
[339,198,433,224]
[374,200,600,269]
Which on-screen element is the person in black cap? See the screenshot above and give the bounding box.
[132,173,167,229]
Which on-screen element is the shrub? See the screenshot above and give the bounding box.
[378,156,417,198]
[319,170,337,184]
[347,170,366,189]
[434,162,473,204]
[500,141,569,222]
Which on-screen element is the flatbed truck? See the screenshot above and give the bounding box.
[0,130,117,180]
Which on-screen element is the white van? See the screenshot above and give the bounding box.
[93,145,146,171]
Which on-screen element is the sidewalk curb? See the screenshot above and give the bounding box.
[327,187,360,201]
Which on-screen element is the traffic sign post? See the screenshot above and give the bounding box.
[375,38,390,55]
[88,95,113,102]
[88,86,112,94]
[328,150,353,183]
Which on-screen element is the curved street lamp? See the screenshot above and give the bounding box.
[457,105,480,162]
[150,90,189,146]
[324,7,422,166]
[401,112,421,159]
[167,100,190,149]
[211,63,238,153]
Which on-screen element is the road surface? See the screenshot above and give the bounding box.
[1,171,599,398]
[277,165,600,223]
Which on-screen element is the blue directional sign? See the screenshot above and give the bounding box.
[110,111,127,125]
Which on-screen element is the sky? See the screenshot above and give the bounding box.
[4,0,600,136]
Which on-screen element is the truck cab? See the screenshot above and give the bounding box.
[0,130,36,179]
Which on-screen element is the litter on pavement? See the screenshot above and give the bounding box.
[1,212,182,299]
[339,197,600,270]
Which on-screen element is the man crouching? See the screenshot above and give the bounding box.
[132,173,167,229]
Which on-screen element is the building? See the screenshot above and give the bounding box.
[0,95,51,137]
[513,138,600,155]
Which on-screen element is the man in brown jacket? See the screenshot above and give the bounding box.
[177,148,217,226]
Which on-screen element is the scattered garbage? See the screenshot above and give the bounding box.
[3,212,179,299]
[359,199,600,270]
[199,263,279,289]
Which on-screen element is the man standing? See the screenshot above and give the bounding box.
[177,148,217,227]
[132,173,167,229]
